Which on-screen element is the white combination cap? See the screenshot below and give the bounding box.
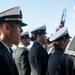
[21,31,30,38]
[31,25,46,34]
[49,27,71,42]
[0,6,27,26]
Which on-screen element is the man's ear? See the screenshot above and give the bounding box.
[3,23,10,32]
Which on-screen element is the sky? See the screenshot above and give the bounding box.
[0,0,75,37]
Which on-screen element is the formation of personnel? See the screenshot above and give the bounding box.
[0,6,75,75]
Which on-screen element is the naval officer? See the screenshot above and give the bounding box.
[29,25,49,75]
[0,6,27,75]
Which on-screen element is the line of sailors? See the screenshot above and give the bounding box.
[0,6,75,75]
[13,24,73,75]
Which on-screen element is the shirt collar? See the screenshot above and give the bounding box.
[0,40,10,53]
[18,44,27,48]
